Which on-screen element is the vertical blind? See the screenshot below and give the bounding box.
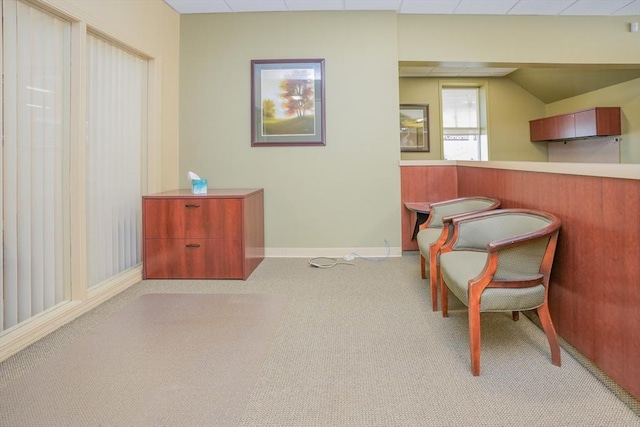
[1,1,71,331]
[85,34,147,288]
[2,1,149,332]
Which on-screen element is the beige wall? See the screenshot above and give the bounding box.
[398,15,640,65]
[178,12,640,252]
[399,77,548,162]
[547,78,640,164]
[398,78,442,160]
[179,12,401,253]
[45,0,181,191]
[485,78,548,161]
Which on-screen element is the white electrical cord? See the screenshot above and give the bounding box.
[308,239,391,268]
[308,257,355,268]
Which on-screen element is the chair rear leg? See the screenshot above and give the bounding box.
[512,311,519,321]
[420,254,426,279]
[537,304,561,367]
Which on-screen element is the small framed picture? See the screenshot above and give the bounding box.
[251,59,326,147]
[400,104,429,152]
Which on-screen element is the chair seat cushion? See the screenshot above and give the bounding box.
[440,251,545,312]
[417,228,443,257]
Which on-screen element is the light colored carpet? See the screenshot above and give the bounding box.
[0,293,288,426]
[1,254,638,426]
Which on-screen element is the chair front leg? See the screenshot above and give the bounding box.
[440,274,449,317]
[536,303,561,367]
[429,246,439,311]
[468,299,482,376]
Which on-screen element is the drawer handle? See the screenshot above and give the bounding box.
[185,204,200,208]
[186,243,201,248]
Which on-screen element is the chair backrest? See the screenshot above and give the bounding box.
[454,212,552,249]
[426,197,500,229]
[451,209,561,281]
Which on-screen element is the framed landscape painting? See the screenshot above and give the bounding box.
[251,59,326,146]
[400,104,429,152]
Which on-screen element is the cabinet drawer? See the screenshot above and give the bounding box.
[144,198,242,239]
[144,238,243,279]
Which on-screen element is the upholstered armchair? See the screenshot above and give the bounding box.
[438,209,562,376]
[416,197,500,311]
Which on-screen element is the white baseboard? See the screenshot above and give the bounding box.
[0,267,142,362]
[265,246,402,258]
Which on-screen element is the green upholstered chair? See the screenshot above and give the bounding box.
[438,209,562,376]
[417,197,500,311]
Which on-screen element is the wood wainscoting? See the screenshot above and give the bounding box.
[400,164,458,251]
[400,162,640,400]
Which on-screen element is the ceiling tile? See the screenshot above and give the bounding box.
[561,1,637,15]
[454,0,519,15]
[613,0,640,15]
[399,1,460,14]
[285,0,346,11]
[399,66,434,76]
[225,0,288,12]
[164,0,640,15]
[432,67,465,73]
[507,0,575,15]
[344,0,402,10]
[165,0,231,13]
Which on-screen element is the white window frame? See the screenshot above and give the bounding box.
[440,82,489,161]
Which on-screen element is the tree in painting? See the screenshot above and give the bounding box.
[260,67,316,137]
[262,99,276,119]
[279,71,314,118]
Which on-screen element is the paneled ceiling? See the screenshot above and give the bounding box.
[164,0,639,16]
[164,0,640,103]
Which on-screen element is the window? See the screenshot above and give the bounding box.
[85,34,148,288]
[441,87,488,161]
[1,0,150,332]
[1,0,72,331]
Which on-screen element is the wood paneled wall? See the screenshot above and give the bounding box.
[400,166,458,250]
[400,164,640,400]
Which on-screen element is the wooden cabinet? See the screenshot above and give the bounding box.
[529,117,552,142]
[557,113,577,139]
[529,107,621,142]
[143,189,264,280]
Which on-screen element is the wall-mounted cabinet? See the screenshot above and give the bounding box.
[530,107,621,142]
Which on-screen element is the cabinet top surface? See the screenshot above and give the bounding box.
[144,188,263,199]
